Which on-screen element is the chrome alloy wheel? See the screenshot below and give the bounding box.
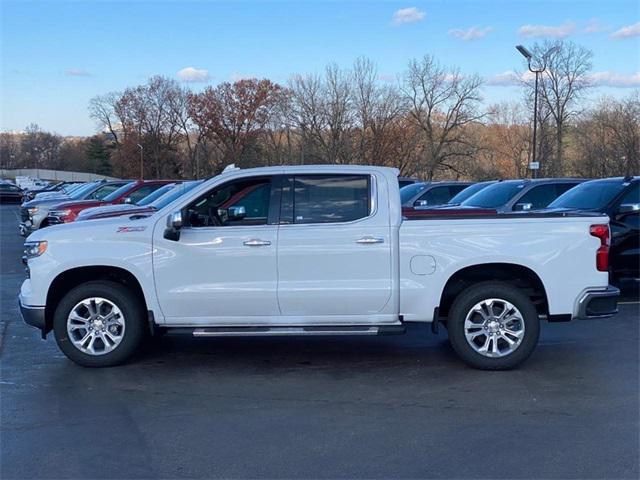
[463,298,525,358]
[66,297,126,356]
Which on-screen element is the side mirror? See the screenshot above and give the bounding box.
[164,210,183,241]
[514,202,533,211]
[618,203,640,214]
[415,199,428,207]
[124,197,133,204]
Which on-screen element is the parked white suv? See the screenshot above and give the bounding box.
[19,166,619,369]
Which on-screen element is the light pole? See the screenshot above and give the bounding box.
[136,144,144,180]
[516,44,546,179]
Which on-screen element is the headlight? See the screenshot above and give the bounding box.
[50,209,71,217]
[24,240,47,259]
[27,207,39,215]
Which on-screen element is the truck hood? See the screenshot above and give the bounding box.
[77,203,138,219]
[51,199,106,211]
[78,204,154,221]
[23,196,72,208]
[27,213,154,243]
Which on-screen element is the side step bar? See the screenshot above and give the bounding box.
[168,325,406,337]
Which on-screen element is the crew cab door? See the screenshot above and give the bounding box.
[153,175,280,322]
[276,174,393,318]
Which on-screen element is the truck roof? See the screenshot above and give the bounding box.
[215,164,401,178]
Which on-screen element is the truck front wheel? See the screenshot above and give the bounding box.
[53,281,145,367]
[447,281,540,370]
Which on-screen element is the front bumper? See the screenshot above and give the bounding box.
[576,286,620,319]
[19,297,46,331]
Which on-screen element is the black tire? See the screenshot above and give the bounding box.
[53,280,146,367]
[447,281,540,370]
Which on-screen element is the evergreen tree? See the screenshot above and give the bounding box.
[85,136,112,176]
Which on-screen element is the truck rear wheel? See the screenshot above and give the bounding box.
[447,281,540,370]
[53,281,145,367]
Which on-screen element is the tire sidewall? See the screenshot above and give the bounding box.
[53,281,145,367]
[447,282,540,370]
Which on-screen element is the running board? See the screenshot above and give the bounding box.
[177,325,406,337]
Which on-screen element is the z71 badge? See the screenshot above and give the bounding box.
[117,226,147,233]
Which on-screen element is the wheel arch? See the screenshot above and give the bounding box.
[437,263,549,319]
[44,266,148,335]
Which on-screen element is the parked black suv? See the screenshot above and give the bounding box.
[547,176,639,283]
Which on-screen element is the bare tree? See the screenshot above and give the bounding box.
[89,93,122,144]
[528,40,593,175]
[485,102,531,178]
[574,92,640,177]
[402,55,484,179]
[289,65,355,164]
[352,57,405,167]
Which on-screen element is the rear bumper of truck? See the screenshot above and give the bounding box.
[575,286,620,319]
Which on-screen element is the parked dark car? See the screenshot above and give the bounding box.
[398,177,420,189]
[447,178,585,213]
[0,183,24,203]
[400,181,473,207]
[546,176,639,283]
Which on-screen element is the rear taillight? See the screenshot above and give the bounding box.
[589,224,610,272]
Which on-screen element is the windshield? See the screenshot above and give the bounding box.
[63,183,83,194]
[548,181,626,210]
[400,183,427,204]
[448,182,494,204]
[151,181,203,209]
[103,182,136,202]
[462,181,526,208]
[136,184,175,206]
[70,182,100,199]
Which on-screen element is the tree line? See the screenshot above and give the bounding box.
[1,40,638,180]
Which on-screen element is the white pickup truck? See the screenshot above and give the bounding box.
[19,165,619,369]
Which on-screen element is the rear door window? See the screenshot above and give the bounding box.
[618,183,639,206]
[515,185,559,210]
[415,186,449,206]
[128,184,164,204]
[283,175,370,224]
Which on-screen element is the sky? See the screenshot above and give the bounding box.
[1,0,639,136]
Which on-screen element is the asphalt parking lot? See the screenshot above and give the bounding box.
[1,204,638,479]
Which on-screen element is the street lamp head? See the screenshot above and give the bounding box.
[516,45,533,60]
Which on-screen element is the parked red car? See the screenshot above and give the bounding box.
[46,180,173,225]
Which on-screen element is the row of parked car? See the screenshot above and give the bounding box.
[399,176,639,284]
[10,173,639,284]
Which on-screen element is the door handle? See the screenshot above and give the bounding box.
[243,239,271,247]
[356,236,384,244]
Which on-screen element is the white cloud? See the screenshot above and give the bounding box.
[448,26,493,41]
[66,68,91,77]
[583,18,608,34]
[177,67,210,82]
[517,21,576,38]
[485,70,534,87]
[486,70,640,88]
[610,22,640,39]
[391,7,425,26]
[589,71,640,88]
